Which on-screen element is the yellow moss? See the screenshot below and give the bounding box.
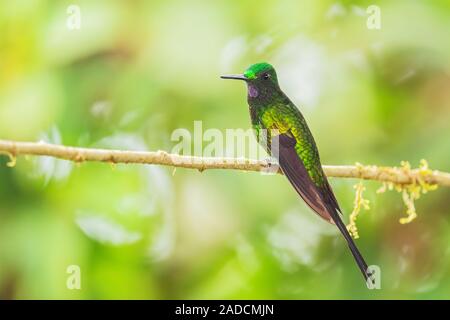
[376,182,387,194]
[0,151,17,167]
[418,159,438,193]
[347,182,370,239]
[349,159,438,236]
[380,159,438,224]
[400,160,411,172]
[355,162,364,172]
[396,159,439,224]
[399,189,417,224]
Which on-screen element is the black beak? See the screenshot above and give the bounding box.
[220,74,247,81]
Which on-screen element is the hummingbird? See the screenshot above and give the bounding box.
[221,62,373,284]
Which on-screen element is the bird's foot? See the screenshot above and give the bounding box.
[261,157,280,175]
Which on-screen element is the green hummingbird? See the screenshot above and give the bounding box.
[221,62,373,284]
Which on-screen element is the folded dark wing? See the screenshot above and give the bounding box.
[272,133,338,223]
[272,132,372,282]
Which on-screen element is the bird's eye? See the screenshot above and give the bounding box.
[263,73,270,80]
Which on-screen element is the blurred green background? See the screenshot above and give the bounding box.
[0,0,449,299]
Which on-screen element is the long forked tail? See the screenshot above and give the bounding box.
[329,209,374,284]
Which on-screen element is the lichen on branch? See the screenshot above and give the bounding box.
[347,160,440,238]
[0,139,447,239]
[347,182,370,239]
[376,159,438,224]
[0,139,449,187]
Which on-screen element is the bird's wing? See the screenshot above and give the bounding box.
[272,132,336,223]
[272,132,372,282]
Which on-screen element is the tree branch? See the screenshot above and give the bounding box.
[0,139,449,187]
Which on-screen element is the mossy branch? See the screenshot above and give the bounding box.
[1,139,448,238]
[0,139,449,187]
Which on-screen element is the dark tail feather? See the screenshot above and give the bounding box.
[329,208,374,284]
[273,133,374,284]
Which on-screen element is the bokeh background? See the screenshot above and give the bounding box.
[1,0,449,299]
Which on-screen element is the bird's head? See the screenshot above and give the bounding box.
[221,62,280,99]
